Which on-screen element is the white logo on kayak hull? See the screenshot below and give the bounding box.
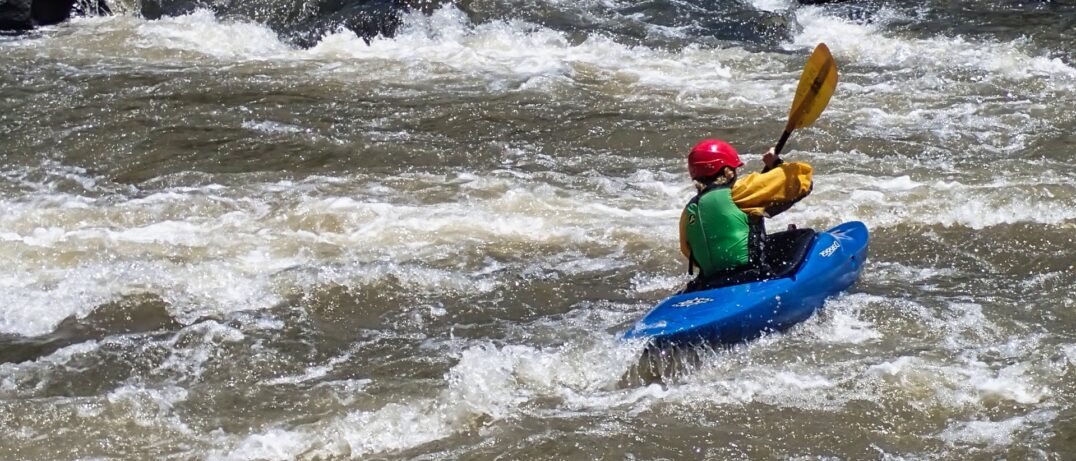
[673,297,712,308]
[820,240,841,257]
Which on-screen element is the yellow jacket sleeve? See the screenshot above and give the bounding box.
[731,162,813,217]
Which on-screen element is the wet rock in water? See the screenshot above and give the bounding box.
[32,0,81,25]
[0,0,33,30]
[1,0,110,31]
[754,11,794,44]
[139,0,208,20]
[287,0,405,48]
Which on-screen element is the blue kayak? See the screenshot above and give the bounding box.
[624,221,869,347]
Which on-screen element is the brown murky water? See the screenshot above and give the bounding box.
[1,1,1074,459]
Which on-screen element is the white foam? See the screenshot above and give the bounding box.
[215,337,641,459]
[112,220,209,246]
[810,307,882,345]
[792,8,1076,82]
[940,418,1023,447]
[665,364,848,411]
[939,411,1056,448]
[747,0,794,12]
[3,164,1073,337]
[868,262,959,285]
[310,5,752,97]
[241,120,308,135]
[874,175,922,191]
[0,248,298,336]
[106,384,192,429]
[784,172,1076,230]
[629,273,688,294]
[8,7,784,106]
[0,267,118,336]
[133,9,292,60]
[9,2,1072,156]
[217,429,311,461]
[866,355,1047,407]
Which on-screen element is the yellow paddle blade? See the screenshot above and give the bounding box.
[785,43,838,131]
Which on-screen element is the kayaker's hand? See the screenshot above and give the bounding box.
[762,147,780,169]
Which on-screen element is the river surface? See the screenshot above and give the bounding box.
[1,0,1075,459]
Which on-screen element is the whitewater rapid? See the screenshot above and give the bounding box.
[1,1,1074,459]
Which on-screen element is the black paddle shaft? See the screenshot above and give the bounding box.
[774,129,792,157]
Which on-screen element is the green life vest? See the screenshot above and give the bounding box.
[683,185,750,277]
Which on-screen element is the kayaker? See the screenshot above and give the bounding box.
[679,139,813,289]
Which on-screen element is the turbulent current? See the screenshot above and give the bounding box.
[1,0,1074,459]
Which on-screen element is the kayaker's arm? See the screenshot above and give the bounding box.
[731,162,813,217]
[678,208,692,259]
[679,207,705,274]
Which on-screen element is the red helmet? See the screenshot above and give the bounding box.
[688,139,742,179]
